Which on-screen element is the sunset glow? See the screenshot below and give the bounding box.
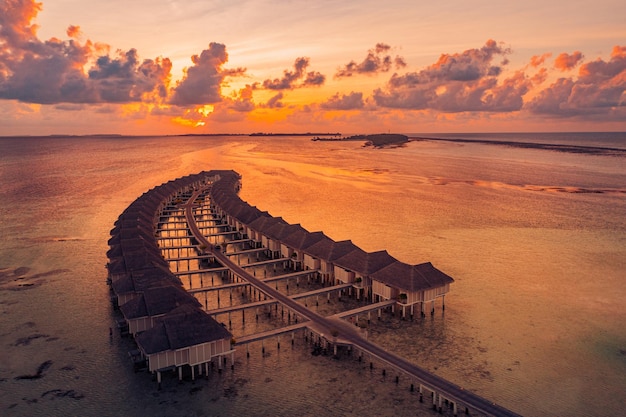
[1,0,625,135]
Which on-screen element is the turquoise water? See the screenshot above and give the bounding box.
[1,133,625,416]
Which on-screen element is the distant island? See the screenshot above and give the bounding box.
[250,132,341,137]
[312,133,409,148]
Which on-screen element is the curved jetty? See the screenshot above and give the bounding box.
[107,170,521,417]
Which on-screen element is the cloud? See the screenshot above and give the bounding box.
[335,43,407,78]
[0,0,172,104]
[170,43,245,106]
[66,25,81,38]
[262,57,325,90]
[530,53,552,67]
[88,49,172,103]
[321,92,364,110]
[554,51,583,71]
[525,78,575,115]
[228,84,256,112]
[372,40,533,112]
[527,45,626,116]
[265,92,284,108]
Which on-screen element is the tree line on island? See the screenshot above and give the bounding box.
[312,133,409,147]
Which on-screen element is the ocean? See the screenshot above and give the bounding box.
[1,132,625,417]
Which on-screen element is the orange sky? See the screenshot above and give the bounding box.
[1,0,625,135]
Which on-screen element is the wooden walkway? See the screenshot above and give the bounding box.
[261,269,319,283]
[240,257,291,268]
[224,247,266,256]
[332,299,396,318]
[206,298,277,315]
[187,281,247,294]
[290,283,351,300]
[225,238,253,245]
[234,322,309,345]
[173,267,230,276]
[166,254,215,262]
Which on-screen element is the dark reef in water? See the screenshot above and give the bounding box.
[14,360,53,380]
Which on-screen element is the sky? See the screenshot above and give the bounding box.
[1,0,625,135]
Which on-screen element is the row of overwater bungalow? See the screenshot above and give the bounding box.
[106,168,454,386]
[106,171,235,386]
[210,171,454,318]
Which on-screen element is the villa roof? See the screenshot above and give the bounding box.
[110,265,181,296]
[120,285,200,320]
[247,216,286,235]
[302,239,362,265]
[334,249,398,276]
[136,304,232,355]
[370,261,454,292]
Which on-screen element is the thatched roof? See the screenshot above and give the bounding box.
[370,261,454,292]
[136,304,232,355]
[334,249,398,276]
[120,285,200,320]
[304,239,360,262]
[110,265,181,296]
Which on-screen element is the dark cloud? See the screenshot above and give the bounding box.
[303,70,325,87]
[88,49,172,102]
[526,78,575,115]
[373,40,531,112]
[262,57,325,90]
[554,52,583,71]
[527,46,626,116]
[265,92,284,108]
[321,92,364,110]
[335,43,406,78]
[170,43,245,106]
[0,0,172,104]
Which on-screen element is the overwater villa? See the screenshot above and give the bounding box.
[104,170,526,417]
